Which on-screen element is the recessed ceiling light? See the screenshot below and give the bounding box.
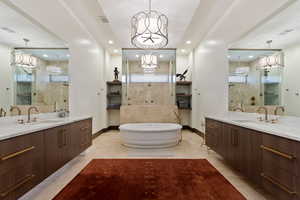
[227,55,231,58]
[249,55,254,58]
[159,54,164,58]
[108,40,114,44]
[136,54,140,58]
[186,40,192,44]
[43,54,49,58]
[181,49,186,53]
[113,49,119,53]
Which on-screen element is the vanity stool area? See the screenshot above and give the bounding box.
[0,118,92,200]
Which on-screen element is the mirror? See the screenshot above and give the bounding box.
[228,1,300,117]
[0,1,69,117]
[0,48,69,117]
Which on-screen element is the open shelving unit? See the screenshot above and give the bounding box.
[176,81,192,110]
[106,81,122,110]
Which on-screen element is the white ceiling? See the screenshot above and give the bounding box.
[17,49,70,61]
[97,0,201,48]
[228,50,278,62]
[231,1,300,49]
[0,1,66,48]
[123,49,176,61]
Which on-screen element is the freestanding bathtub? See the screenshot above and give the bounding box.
[119,123,182,149]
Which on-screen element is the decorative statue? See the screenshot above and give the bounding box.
[176,67,189,81]
[114,67,119,81]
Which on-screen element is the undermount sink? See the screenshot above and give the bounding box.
[232,119,259,123]
[26,119,65,125]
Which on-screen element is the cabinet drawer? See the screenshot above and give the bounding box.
[262,134,299,176]
[0,132,44,200]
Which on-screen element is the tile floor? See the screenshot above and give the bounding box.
[20,130,271,200]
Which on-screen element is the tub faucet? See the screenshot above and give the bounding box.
[27,106,39,123]
[257,106,268,122]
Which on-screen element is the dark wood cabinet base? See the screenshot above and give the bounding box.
[0,118,92,200]
[206,118,300,200]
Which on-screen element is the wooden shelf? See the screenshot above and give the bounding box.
[176,81,192,85]
[107,105,121,110]
[176,94,192,97]
[107,81,122,85]
[107,94,121,97]
[179,107,192,110]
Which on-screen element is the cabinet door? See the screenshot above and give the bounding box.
[0,132,44,200]
[44,126,66,177]
[247,130,262,184]
[205,119,221,152]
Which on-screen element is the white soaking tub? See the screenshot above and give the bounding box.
[119,123,182,149]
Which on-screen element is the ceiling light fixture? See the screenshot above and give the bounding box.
[131,0,168,49]
[14,39,37,70]
[108,40,114,44]
[141,54,158,69]
[248,55,254,58]
[159,54,164,58]
[113,49,119,53]
[181,49,186,53]
[258,40,284,70]
[43,54,49,58]
[186,40,192,44]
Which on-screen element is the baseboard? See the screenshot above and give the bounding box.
[92,126,119,140]
[184,126,204,138]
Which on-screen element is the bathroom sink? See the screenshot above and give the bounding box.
[232,119,259,124]
[28,119,65,125]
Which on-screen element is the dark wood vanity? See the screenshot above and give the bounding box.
[0,118,92,200]
[206,118,300,200]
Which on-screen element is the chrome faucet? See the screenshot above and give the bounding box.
[257,106,268,122]
[10,106,22,116]
[274,106,285,116]
[27,106,39,123]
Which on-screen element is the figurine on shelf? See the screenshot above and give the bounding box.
[114,67,120,81]
[176,67,189,81]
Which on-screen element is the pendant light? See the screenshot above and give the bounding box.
[141,54,158,69]
[131,0,168,49]
[14,39,37,69]
[258,40,284,70]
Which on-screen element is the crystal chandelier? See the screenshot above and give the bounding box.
[131,0,168,49]
[258,40,284,70]
[141,54,158,69]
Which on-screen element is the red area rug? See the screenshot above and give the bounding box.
[53,159,245,200]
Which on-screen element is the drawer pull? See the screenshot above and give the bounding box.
[261,173,296,195]
[0,174,35,197]
[80,127,89,131]
[1,146,35,161]
[260,145,295,160]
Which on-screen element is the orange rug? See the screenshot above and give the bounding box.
[53,159,246,200]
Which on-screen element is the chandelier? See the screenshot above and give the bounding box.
[131,0,168,49]
[14,39,37,69]
[258,40,284,70]
[15,53,37,69]
[141,54,158,69]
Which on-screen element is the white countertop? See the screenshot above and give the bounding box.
[0,113,91,141]
[206,112,300,142]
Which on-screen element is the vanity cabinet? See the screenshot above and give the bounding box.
[205,118,300,200]
[0,132,44,200]
[0,118,92,200]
